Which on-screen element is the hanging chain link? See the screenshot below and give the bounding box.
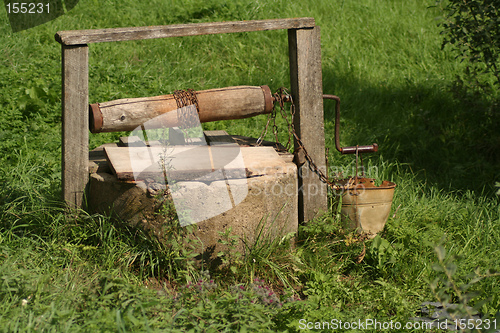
[259,87,348,191]
[256,87,295,151]
[173,89,200,129]
[274,87,295,151]
[256,103,275,146]
[171,86,360,192]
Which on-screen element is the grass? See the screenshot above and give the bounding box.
[0,0,499,331]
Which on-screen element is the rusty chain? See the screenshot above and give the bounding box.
[173,89,200,129]
[273,87,295,151]
[256,103,275,146]
[256,87,295,151]
[172,87,359,192]
[264,87,356,191]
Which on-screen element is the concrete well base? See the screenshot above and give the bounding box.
[86,138,298,264]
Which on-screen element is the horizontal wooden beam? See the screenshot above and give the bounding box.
[55,18,315,45]
[90,85,273,133]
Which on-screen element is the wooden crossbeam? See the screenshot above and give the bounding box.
[55,18,315,45]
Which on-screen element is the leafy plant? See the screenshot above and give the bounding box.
[164,272,294,332]
[365,235,397,272]
[18,82,59,118]
[216,227,244,276]
[430,245,500,331]
[437,0,500,88]
[242,212,300,290]
[216,215,301,290]
[146,188,203,281]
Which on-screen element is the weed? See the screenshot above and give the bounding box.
[216,227,244,277]
[216,214,301,291]
[430,245,500,331]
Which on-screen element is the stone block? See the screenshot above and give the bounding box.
[86,141,298,263]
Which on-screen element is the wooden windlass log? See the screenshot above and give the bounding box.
[90,85,273,133]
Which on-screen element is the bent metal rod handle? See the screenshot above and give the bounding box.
[322,94,378,155]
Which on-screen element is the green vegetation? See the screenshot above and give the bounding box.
[0,0,499,331]
[437,0,500,88]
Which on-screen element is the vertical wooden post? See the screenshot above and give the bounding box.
[288,26,328,223]
[61,44,89,208]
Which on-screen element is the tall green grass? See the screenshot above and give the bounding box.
[0,0,499,331]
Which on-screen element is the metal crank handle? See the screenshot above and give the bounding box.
[339,144,378,154]
[323,94,378,155]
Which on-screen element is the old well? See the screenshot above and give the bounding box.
[87,130,298,261]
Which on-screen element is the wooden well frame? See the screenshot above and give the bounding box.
[55,17,327,223]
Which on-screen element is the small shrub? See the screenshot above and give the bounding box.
[430,245,500,327]
[437,0,500,89]
[167,273,296,332]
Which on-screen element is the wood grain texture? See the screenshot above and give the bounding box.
[119,136,146,147]
[204,130,236,145]
[62,44,89,208]
[288,26,327,223]
[56,18,315,45]
[104,146,285,182]
[89,143,117,174]
[91,86,272,133]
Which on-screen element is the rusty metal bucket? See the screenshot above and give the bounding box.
[322,95,396,238]
[339,178,396,239]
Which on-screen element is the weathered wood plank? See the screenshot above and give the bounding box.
[119,136,146,147]
[288,26,327,223]
[62,44,89,208]
[104,146,284,182]
[56,18,315,45]
[204,130,235,145]
[89,143,118,174]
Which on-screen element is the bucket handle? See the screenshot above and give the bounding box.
[323,94,378,155]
